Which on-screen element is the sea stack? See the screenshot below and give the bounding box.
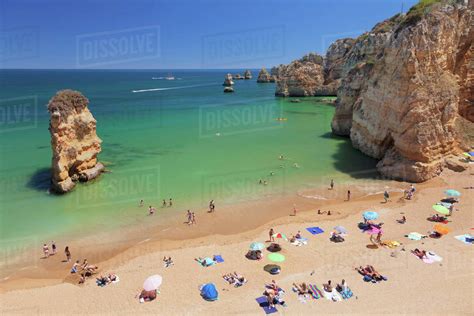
[223,73,234,86]
[244,69,252,79]
[234,74,243,80]
[256,68,275,83]
[48,90,104,193]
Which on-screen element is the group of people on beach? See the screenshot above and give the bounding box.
[42,241,57,258]
[139,198,174,215]
[186,210,197,225]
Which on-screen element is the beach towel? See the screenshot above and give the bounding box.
[197,257,216,267]
[381,240,400,248]
[213,255,224,263]
[426,251,443,262]
[308,284,321,299]
[340,288,353,299]
[323,289,342,302]
[422,257,434,264]
[256,296,277,314]
[306,227,324,235]
[455,234,474,245]
[407,232,426,241]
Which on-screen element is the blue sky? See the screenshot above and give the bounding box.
[0,0,418,69]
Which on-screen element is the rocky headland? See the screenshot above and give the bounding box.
[48,90,104,193]
[276,0,473,182]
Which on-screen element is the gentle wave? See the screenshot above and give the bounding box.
[132,83,216,93]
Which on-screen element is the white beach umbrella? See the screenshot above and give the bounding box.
[143,274,162,291]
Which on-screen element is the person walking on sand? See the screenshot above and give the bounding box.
[383,191,390,203]
[292,204,297,216]
[65,246,71,262]
[209,200,215,213]
[347,190,351,201]
[162,199,167,207]
[269,228,274,242]
[186,210,192,225]
[51,241,56,255]
[191,212,196,224]
[448,203,454,216]
[42,244,49,258]
[330,179,334,190]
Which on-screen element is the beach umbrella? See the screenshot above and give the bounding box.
[432,204,450,215]
[143,274,162,291]
[200,283,218,301]
[444,189,461,197]
[272,233,287,240]
[334,226,347,234]
[363,211,379,221]
[267,253,285,263]
[249,242,264,251]
[263,264,281,273]
[434,224,451,235]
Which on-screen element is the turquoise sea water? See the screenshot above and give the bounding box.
[0,69,376,251]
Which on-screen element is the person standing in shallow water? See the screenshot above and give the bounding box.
[42,244,49,258]
[169,198,173,207]
[162,199,167,207]
[65,246,71,262]
[51,241,56,255]
[330,179,334,190]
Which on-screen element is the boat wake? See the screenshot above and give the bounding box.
[132,83,215,93]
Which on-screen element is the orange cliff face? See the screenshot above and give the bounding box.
[274,0,473,182]
[332,1,473,182]
[48,90,104,193]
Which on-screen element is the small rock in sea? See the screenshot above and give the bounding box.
[244,69,252,79]
[234,74,243,80]
[224,87,234,93]
[222,73,234,86]
[290,99,301,103]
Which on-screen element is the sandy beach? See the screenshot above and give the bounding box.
[0,166,472,315]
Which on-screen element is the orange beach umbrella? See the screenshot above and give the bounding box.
[434,224,451,235]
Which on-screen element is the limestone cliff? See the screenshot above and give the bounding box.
[48,90,104,193]
[275,44,354,96]
[332,0,473,182]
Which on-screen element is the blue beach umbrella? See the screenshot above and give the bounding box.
[249,242,264,251]
[200,283,218,301]
[444,189,461,197]
[363,211,379,221]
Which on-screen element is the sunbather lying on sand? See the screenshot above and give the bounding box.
[292,282,310,295]
[412,248,428,259]
[139,289,157,302]
[223,272,247,287]
[194,257,215,267]
[356,265,386,281]
[428,214,447,222]
[163,256,173,267]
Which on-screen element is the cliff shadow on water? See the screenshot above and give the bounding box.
[320,132,380,180]
[26,167,51,192]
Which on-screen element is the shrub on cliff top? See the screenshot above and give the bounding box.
[396,0,448,31]
[47,90,89,117]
